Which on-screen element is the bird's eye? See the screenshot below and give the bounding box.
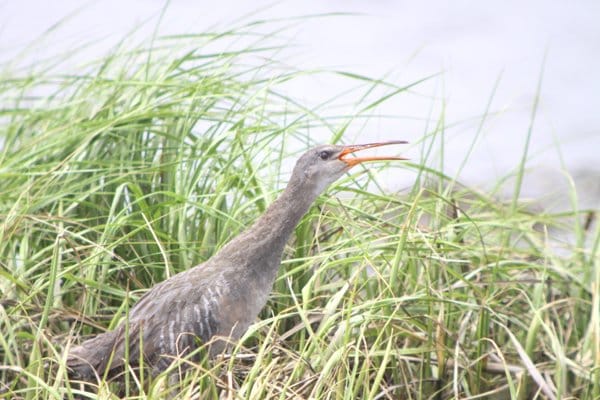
[319,150,331,160]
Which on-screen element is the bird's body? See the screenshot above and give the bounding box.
[67,141,406,381]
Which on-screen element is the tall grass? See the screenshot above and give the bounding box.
[1,20,598,400]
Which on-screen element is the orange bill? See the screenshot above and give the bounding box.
[338,140,408,167]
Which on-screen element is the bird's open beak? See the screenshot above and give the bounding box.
[338,140,408,167]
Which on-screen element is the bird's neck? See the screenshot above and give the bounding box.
[218,178,317,275]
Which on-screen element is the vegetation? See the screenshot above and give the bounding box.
[0,19,598,400]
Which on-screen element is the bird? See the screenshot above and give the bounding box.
[67,140,407,382]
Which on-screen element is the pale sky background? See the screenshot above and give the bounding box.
[1,0,599,209]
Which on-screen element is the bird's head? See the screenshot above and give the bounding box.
[291,140,408,197]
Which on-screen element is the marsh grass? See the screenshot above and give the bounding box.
[1,19,599,400]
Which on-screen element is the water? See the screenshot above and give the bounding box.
[1,0,598,215]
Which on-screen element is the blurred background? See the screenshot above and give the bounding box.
[1,0,599,209]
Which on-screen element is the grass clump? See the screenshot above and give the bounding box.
[1,19,599,400]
